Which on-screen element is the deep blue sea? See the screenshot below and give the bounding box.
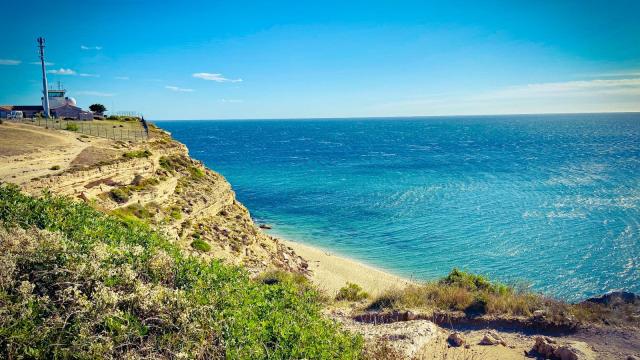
[159,114,640,300]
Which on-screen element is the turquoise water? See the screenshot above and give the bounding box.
[159,114,640,300]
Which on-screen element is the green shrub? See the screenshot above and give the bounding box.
[0,185,362,359]
[336,282,369,301]
[168,205,182,220]
[189,166,205,179]
[65,123,79,131]
[441,268,511,295]
[122,149,152,159]
[112,203,153,222]
[190,238,211,252]
[109,188,129,203]
[159,155,191,174]
[49,165,60,170]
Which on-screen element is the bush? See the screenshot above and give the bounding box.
[122,149,151,159]
[441,268,511,295]
[367,269,541,317]
[189,166,205,179]
[190,238,211,252]
[49,165,60,170]
[112,203,153,221]
[159,155,191,173]
[0,185,362,359]
[109,188,129,203]
[167,205,182,220]
[336,282,369,301]
[65,123,79,131]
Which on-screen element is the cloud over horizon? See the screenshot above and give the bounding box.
[165,85,194,92]
[47,68,76,75]
[0,59,21,65]
[192,73,242,83]
[484,77,640,99]
[80,45,102,50]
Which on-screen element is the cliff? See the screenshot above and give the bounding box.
[0,121,307,275]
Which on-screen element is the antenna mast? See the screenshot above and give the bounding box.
[37,37,50,118]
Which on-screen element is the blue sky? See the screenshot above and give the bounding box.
[1,0,639,119]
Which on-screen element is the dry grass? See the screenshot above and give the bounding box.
[364,269,626,325]
[366,269,546,317]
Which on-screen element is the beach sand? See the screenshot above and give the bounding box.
[281,239,414,297]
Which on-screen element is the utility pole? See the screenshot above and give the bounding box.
[37,37,50,118]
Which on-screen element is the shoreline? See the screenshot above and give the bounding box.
[275,235,415,297]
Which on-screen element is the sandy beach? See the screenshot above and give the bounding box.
[280,238,414,297]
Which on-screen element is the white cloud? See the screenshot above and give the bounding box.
[218,99,243,103]
[80,45,103,50]
[47,68,76,75]
[192,72,242,83]
[79,73,100,78]
[373,76,640,116]
[76,91,115,97]
[0,59,21,65]
[115,76,129,80]
[165,85,194,92]
[483,78,640,99]
[578,70,640,78]
[30,61,54,66]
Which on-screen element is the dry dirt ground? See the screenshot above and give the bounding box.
[0,122,121,185]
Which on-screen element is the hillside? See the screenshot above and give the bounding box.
[0,121,307,275]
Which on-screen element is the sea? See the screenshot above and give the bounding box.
[158,113,640,301]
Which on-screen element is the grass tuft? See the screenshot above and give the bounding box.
[122,149,151,159]
[190,238,212,252]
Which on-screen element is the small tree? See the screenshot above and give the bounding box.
[89,104,107,114]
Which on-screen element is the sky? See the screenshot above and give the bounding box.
[1,0,639,120]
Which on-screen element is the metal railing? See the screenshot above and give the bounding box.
[6,117,149,142]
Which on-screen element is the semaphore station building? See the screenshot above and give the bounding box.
[0,87,94,120]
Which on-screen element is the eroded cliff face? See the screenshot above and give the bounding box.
[3,122,307,275]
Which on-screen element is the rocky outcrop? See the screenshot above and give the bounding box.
[479,330,506,346]
[532,336,595,360]
[584,291,640,306]
[447,332,465,347]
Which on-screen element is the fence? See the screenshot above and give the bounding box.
[7,117,148,142]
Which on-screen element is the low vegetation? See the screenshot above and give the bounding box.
[109,187,129,203]
[167,205,182,220]
[367,269,551,316]
[49,165,60,170]
[0,185,362,359]
[159,155,191,173]
[108,177,160,204]
[107,115,139,122]
[190,238,212,252]
[111,203,156,223]
[336,282,369,302]
[122,149,152,159]
[365,268,637,326]
[64,123,79,132]
[189,165,206,179]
